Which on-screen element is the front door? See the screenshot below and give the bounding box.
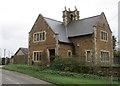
[49,49,55,62]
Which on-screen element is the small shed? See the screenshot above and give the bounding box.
[13,48,28,64]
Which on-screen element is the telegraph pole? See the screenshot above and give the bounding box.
[4,49,6,58]
[4,49,6,64]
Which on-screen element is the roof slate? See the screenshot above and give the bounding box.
[68,15,100,37]
[43,15,100,43]
[44,17,71,43]
[14,48,28,56]
[20,48,28,55]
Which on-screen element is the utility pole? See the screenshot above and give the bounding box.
[4,49,6,64]
[4,49,6,58]
[118,1,120,50]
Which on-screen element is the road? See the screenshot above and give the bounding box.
[1,67,55,86]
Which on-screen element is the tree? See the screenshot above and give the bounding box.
[112,36,117,50]
[114,50,120,57]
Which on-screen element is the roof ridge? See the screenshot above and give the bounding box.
[20,47,28,49]
[80,14,100,21]
[44,17,62,23]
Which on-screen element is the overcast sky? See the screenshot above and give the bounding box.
[0,0,119,57]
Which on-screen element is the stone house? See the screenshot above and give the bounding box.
[13,48,28,64]
[28,7,113,66]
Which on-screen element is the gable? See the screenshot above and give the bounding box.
[29,14,58,45]
[16,50,24,56]
[14,48,28,56]
[97,12,112,33]
[29,14,43,34]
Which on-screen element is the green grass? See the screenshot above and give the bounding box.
[3,64,119,85]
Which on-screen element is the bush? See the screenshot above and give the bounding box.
[50,57,93,73]
[51,57,79,71]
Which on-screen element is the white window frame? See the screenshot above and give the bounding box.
[85,50,92,62]
[100,50,110,62]
[100,30,108,42]
[33,31,46,43]
[33,51,43,62]
[67,50,72,57]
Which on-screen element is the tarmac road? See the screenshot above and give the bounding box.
[1,69,55,86]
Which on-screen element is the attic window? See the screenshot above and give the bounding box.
[33,31,46,42]
[100,30,108,41]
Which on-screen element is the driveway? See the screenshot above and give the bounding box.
[1,69,55,86]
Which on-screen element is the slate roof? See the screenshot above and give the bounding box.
[43,15,100,43]
[20,48,28,55]
[68,15,100,37]
[14,48,28,56]
[44,17,71,43]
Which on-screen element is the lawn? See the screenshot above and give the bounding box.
[3,64,119,85]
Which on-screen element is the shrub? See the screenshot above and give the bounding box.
[51,57,79,71]
[50,57,93,73]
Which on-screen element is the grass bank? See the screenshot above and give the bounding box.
[3,64,119,85]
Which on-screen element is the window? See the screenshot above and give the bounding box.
[100,31,108,41]
[33,31,46,42]
[86,50,92,62]
[100,51,109,61]
[33,51,42,61]
[67,50,72,57]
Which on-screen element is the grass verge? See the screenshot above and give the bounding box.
[3,64,119,85]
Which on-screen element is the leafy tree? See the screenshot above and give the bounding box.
[112,36,117,50]
[114,50,120,57]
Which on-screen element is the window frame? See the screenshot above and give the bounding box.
[33,51,43,62]
[33,31,46,43]
[100,30,108,42]
[100,50,110,62]
[85,50,92,62]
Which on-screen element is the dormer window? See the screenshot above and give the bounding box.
[33,31,46,42]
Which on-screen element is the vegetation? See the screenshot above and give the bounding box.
[112,35,117,50]
[3,64,119,85]
[114,50,120,57]
[51,57,94,74]
[112,35,120,57]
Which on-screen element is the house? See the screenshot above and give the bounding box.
[10,56,14,64]
[13,48,28,64]
[28,7,113,66]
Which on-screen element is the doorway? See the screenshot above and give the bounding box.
[49,49,55,62]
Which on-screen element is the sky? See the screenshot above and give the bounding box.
[0,0,119,57]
